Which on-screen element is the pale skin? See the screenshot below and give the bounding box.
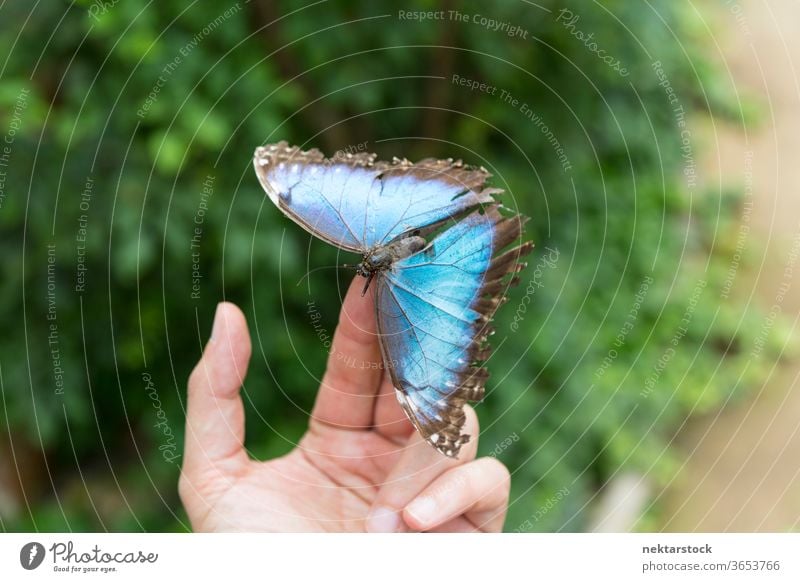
[179,277,511,532]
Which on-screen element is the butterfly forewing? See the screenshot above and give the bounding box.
[253,142,497,252]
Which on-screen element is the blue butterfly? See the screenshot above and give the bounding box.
[254,142,531,457]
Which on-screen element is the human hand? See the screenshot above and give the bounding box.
[178,277,511,532]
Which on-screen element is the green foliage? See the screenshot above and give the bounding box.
[0,0,779,531]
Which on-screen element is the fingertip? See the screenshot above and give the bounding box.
[191,302,251,400]
[339,276,377,334]
[211,301,247,336]
[481,456,512,493]
[209,302,251,358]
[209,302,224,342]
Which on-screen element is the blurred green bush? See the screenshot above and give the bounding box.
[0,0,781,531]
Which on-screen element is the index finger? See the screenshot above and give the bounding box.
[309,276,384,430]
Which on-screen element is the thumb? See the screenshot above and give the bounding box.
[181,302,252,494]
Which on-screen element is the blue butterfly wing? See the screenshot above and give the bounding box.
[375,207,531,457]
[253,142,498,251]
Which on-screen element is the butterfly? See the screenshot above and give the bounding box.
[253,142,532,457]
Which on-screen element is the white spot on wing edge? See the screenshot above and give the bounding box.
[252,148,282,208]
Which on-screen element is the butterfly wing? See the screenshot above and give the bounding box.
[253,142,499,252]
[375,206,532,457]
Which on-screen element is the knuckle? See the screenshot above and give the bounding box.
[187,362,204,389]
[187,359,212,392]
[177,473,192,504]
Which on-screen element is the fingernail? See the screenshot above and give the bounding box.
[210,303,223,342]
[405,496,437,528]
[365,506,402,533]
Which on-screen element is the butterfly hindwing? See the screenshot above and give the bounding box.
[375,207,531,457]
[253,142,498,252]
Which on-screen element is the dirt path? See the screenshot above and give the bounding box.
[664,0,800,531]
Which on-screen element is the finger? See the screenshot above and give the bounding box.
[364,406,479,533]
[182,302,252,484]
[403,457,511,533]
[372,374,414,442]
[310,277,383,430]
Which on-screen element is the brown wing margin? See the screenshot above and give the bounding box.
[390,206,533,458]
[253,140,500,195]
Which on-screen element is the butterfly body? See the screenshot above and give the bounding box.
[356,235,427,295]
[254,142,532,457]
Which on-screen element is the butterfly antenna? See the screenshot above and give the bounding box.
[361,272,375,296]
